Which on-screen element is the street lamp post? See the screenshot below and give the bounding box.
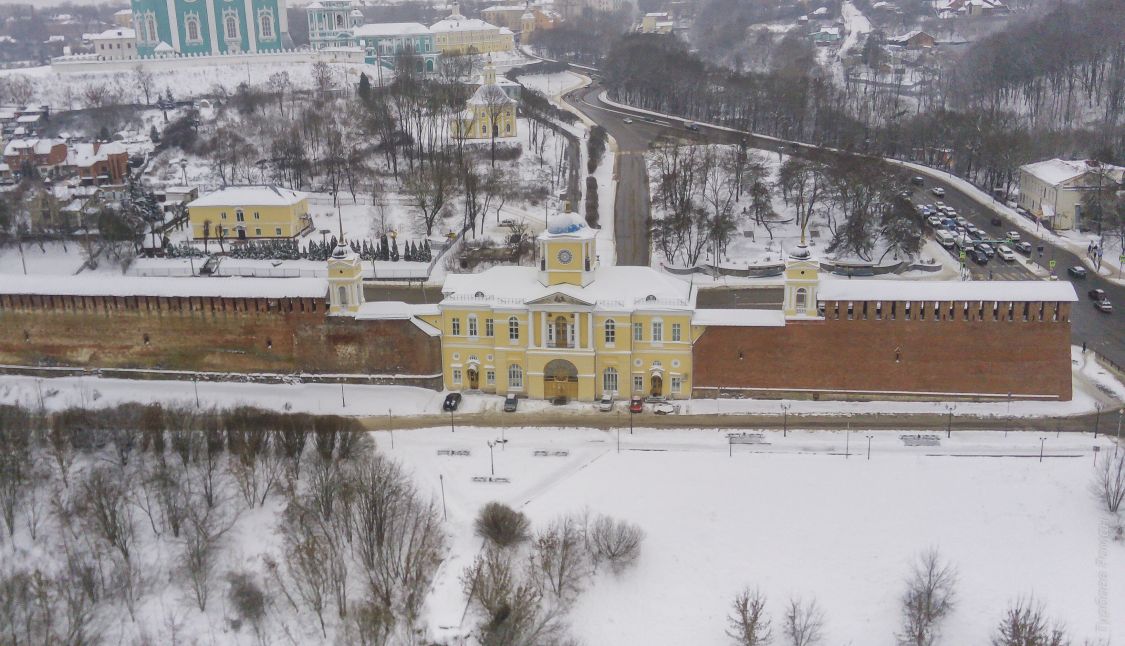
[1094,402,1102,438]
[845,424,850,459]
[946,404,956,438]
[866,434,873,460]
[450,409,455,433]
[1039,437,1046,463]
[487,441,496,476]
[1116,410,1122,458]
[782,403,790,437]
[439,474,447,521]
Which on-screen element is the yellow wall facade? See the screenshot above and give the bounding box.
[189,198,310,240]
[435,29,514,55]
[452,104,518,139]
[437,305,694,401]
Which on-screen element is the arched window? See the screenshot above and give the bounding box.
[146,15,158,43]
[508,316,519,341]
[260,13,274,39]
[604,318,616,344]
[185,15,201,42]
[337,286,348,306]
[224,13,239,40]
[426,58,434,71]
[508,364,523,389]
[335,13,345,28]
[795,288,808,314]
[603,367,618,394]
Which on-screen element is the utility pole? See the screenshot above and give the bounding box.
[439,474,447,521]
[845,423,850,459]
[193,377,200,408]
[388,408,394,449]
[1039,437,1046,463]
[866,434,873,460]
[340,382,346,408]
[946,404,956,438]
[782,403,790,437]
[487,441,496,476]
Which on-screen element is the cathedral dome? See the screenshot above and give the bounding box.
[546,211,586,235]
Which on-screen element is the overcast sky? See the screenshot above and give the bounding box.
[0,0,128,6]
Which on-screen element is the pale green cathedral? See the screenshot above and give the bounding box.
[130,0,291,57]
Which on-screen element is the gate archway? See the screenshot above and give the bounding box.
[543,359,579,401]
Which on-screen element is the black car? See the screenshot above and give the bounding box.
[443,393,462,411]
[971,249,989,265]
[911,176,925,186]
[1067,266,1087,279]
[990,216,1003,226]
[1013,241,1032,255]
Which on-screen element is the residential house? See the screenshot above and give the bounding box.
[451,60,518,140]
[69,141,130,185]
[2,138,68,176]
[481,5,560,35]
[187,186,311,241]
[430,5,514,56]
[810,26,841,44]
[640,12,674,33]
[113,8,134,28]
[935,0,1007,18]
[1017,159,1125,231]
[888,30,935,49]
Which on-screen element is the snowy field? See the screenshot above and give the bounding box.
[393,424,1124,644]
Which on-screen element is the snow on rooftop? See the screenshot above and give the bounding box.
[353,22,431,37]
[1021,158,1124,186]
[90,28,135,40]
[441,266,696,312]
[0,274,327,300]
[817,280,1077,303]
[693,308,786,327]
[430,16,503,32]
[189,186,308,208]
[354,301,441,335]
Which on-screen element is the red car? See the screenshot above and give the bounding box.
[629,397,644,414]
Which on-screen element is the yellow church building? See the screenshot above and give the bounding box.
[188,186,311,241]
[452,59,519,140]
[430,212,696,401]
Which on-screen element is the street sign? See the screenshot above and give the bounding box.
[1049,260,1056,269]
[959,251,966,261]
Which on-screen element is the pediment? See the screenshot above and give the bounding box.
[526,291,594,307]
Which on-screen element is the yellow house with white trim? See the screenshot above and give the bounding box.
[188,185,311,241]
[434,212,697,401]
[451,59,519,140]
[430,4,514,55]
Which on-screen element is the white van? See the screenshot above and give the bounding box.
[935,230,955,248]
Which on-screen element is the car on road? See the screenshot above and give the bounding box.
[684,121,700,131]
[503,393,518,412]
[955,216,968,227]
[996,245,1015,261]
[1006,231,1021,241]
[968,229,985,241]
[598,394,614,412]
[622,117,634,124]
[1067,266,1088,279]
[912,176,925,186]
[990,216,1003,226]
[629,397,644,413]
[975,242,995,258]
[926,215,942,227]
[1014,241,1032,255]
[931,187,946,197]
[1089,288,1106,301]
[970,249,989,265]
[653,402,677,415]
[443,393,462,412]
[1094,299,1113,313]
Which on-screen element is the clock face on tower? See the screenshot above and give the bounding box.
[557,249,573,265]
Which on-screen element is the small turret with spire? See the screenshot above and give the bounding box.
[327,204,365,315]
[783,227,819,319]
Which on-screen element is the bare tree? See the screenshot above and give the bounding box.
[991,598,1070,646]
[461,547,571,646]
[81,467,134,563]
[1093,452,1125,513]
[782,597,824,646]
[898,549,957,646]
[406,153,457,236]
[475,501,531,548]
[529,515,590,606]
[285,511,332,637]
[181,496,229,611]
[585,514,644,575]
[134,65,155,105]
[728,587,772,646]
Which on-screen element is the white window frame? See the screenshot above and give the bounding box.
[604,318,615,345]
[508,364,523,389]
[652,319,663,343]
[452,368,462,384]
[603,367,618,394]
[633,322,643,342]
[451,317,461,336]
[671,322,681,342]
[508,316,519,343]
[633,375,644,392]
[486,370,495,386]
[671,376,682,393]
[485,318,494,337]
[468,315,478,337]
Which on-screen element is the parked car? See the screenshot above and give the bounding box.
[996,245,1015,261]
[503,393,518,412]
[911,176,925,186]
[653,402,677,415]
[622,117,634,124]
[1014,241,1032,255]
[443,393,462,411]
[931,187,946,197]
[629,397,644,413]
[1006,231,1021,241]
[1067,266,1088,279]
[598,394,614,412]
[1089,288,1106,301]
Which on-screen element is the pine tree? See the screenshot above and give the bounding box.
[404,241,414,262]
[150,125,161,144]
[379,233,389,261]
[358,72,372,103]
[424,239,432,261]
[390,237,399,261]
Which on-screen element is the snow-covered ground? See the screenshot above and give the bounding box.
[1,346,1119,419]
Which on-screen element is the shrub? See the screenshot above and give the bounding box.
[586,514,644,574]
[475,502,531,548]
[587,125,607,173]
[585,175,599,227]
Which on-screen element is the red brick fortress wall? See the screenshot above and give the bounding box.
[692,299,1073,400]
[0,294,442,382]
